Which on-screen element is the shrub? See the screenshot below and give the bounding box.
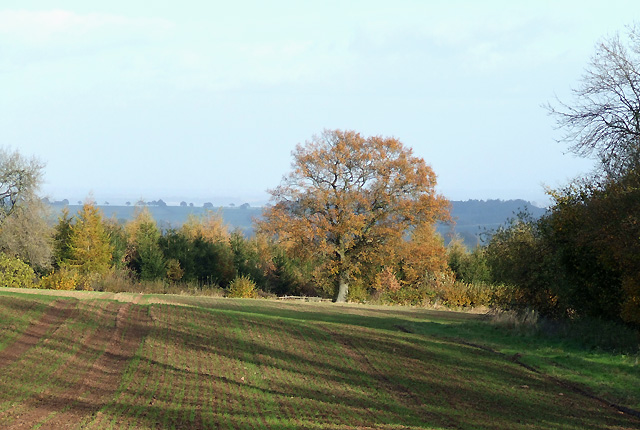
[346,281,368,303]
[0,253,36,288]
[227,275,258,298]
[166,258,184,283]
[374,267,401,293]
[38,267,79,290]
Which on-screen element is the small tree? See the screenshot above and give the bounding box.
[126,208,165,281]
[67,202,113,276]
[53,208,74,268]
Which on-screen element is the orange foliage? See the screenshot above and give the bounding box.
[398,223,449,287]
[258,129,450,301]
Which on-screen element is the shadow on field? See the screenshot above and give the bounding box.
[0,293,638,429]
[100,302,638,430]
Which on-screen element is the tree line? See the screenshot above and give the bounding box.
[1,25,638,327]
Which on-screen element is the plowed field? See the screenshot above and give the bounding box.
[0,289,637,429]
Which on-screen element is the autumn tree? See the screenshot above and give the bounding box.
[66,202,113,276]
[258,129,450,302]
[181,211,230,243]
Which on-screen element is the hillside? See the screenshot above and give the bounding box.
[52,199,546,248]
[0,289,637,429]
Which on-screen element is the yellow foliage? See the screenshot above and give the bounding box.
[181,211,229,243]
[68,202,113,275]
[227,275,258,298]
[0,253,36,288]
[39,267,79,291]
[125,207,157,245]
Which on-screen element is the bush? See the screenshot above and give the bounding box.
[346,281,369,303]
[227,275,258,298]
[166,258,184,283]
[39,267,79,290]
[0,253,36,288]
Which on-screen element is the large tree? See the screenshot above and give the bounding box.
[0,148,44,225]
[258,129,450,302]
[547,24,640,178]
[0,148,51,270]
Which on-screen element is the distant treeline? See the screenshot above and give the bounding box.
[49,199,546,248]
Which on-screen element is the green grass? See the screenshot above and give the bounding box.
[0,289,638,429]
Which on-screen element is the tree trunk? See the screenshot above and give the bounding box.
[333,247,349,303]
[334,274,349,303]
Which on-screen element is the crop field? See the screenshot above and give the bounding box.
[0,289,638,429]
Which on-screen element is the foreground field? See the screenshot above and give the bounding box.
[0,289,638,429]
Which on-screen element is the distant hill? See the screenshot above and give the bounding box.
[53,199,546,249]
[439,199,547,248]
[53,205,262,236]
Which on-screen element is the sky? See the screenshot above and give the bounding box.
[2,1,639,207]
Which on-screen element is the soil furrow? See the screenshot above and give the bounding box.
[321,325,458,429]
[8,303,151,429]
[0,300,75,370]
[1,302,120,427]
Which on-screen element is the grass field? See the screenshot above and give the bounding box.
[0,288,638,429]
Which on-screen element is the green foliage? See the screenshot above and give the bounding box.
[481,175,640,325]
[104,220,128,271]
[229,231,268,288]
[447,238,492,284]
[268,247,318,296]
[345,280,369,303]
[165,258,184,283]
[52,208,74,268]
[483,212,564,317]
[0,253,36,288]
[160,230,235,287]
[130,218,166,281]
[544,173,640,323]
[227,275,257,298]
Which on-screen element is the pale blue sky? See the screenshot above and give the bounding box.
[2,1,639,205]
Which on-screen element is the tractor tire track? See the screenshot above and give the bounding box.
[320,324,460,429]
[8,303,151,429]
[0,300,76,370]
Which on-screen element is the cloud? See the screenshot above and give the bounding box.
[0,9,174,68]
[0,9,173,42]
